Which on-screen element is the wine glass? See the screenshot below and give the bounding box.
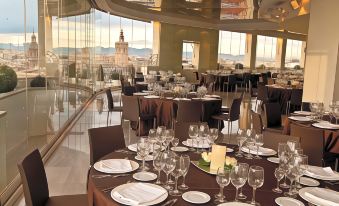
[214,168,231,203]
[272,167,285,193]
[209,128,219,151]
[245,130,255,159]
[148,129,157,152]
[161,151,176,190]
[178,155,190,190]
[169,156,183,196]
[248,166,264,206]
[171,138,179,151]
[284,155,300,198]
[254,134,264,159]
[295,155,308,191]
[153,152,164,185]
[236,129,246,157]
[188,124,199,152]
[164,129,174,151]
[287,140,299,154]
[199,123,209,152]
[137,139,150,171]
[231,163,249,201]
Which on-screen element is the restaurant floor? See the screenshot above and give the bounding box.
[13,91,253,206]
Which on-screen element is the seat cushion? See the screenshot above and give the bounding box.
[46,194,88,206]
[212,113,229,121]
[220,106,229,113]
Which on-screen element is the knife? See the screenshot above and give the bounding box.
[161,198,177,206]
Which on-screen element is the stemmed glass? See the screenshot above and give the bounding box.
[236,129,246,157]
[148,129,157,152]
[137,139,150,171]
[284,155,300,198]
[171,138,179,151]
[272,167,285,193]
[188,125,199,152]
[199,123,209,152]
[164,129,174,151]
[278,143,289,188]
[157,126,166,148]
[245,129,255,159]
[248,166,264,206]
[231,163,249,201]
[153,152,164,185]
[295,155,308,191]
[169,156,183,196]
[178,155,190,190]
[254,134,264,159]
[161,151,176,190]
[214,168,231,203]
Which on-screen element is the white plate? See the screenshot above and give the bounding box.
[227,148,234,153]
[144,95,160,99]
[299,187,339,206]
[297,177,320,187]
[182,191,211,204]
[93,159,139,174]
[267,157,279,164]
[135,155,153,161]
[275,197,304,206]
[171,146,189,152]
[128,144,164,153]
[111,183,168,206]
[218,202,252,206]
[133,172,157,182]
[294,111,314,116]
[305,165,339,181]
[182,140,210,149]
[133,92,148,96]
[288,116,312,122]
[312,122,339,130]
[241,146,277,156]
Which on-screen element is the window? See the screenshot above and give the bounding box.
[285,39,303,68]
[218,31,246,67]
[256,35,277,68]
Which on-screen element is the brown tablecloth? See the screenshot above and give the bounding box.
[134,98,222,136]
[266,86,293,113]
[87,145,339,206]
[283,118,339,154]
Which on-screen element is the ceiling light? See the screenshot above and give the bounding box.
[290,0,300,10]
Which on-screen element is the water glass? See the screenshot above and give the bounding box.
[169,156,183,196]
[161,151,176,190]
[236,129,246,157]
[231,163,249,201]
[248,166,264,206]
[254,134,264,159]
[178,155,190,190]
[188,125,199,152]
[214,168,231,203]
[137,139,150,171]
[272,167,285,193]
[171,138,179,151]
[153,152,164,185]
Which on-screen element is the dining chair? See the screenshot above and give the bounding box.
[251,110,264,134]
[123,86,136,96]
[301,102,311,112]
[212,97,242,136]
[263,131,300,151]
[105,88,123,125]
[121,95,156,136]
[174,101,202,127]
[88,125,126,165]
[255,83,269,111]
[263,102,283,133]
[223,74,237,93]
[287,89,303,114]
[17,149,88,206]
[290,123,325,166]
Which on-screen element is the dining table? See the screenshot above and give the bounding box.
[87,143,339,206]
[266,85,303,113]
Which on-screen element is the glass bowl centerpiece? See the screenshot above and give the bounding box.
[197,86,208,98]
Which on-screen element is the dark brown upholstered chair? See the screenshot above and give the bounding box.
[290,123,324,166]
[255,83,269,111]
[252,111,264,134]
[121,95,156,135]
[88,125,126,165]
[263,131,300,151]
[17,149,88,206]
[287,89,303,114]
[301,102,311,112]
[106,89,123,125]
[175,101,202,123]
[224,74,237,93]
[264,102,283,133]
[212,97,242,135]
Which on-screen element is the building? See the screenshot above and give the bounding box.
[26,32,39,69]
[114,29,129,67]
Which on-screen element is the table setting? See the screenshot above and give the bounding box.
[87,126,339,206]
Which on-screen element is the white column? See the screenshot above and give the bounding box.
[244,34,257,69]
[300,41,307,68]
[303,0,339,107]
[275,38,287,69]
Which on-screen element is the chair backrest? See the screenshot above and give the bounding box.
[17,149,49,206]
[243,73,251,83]
[264,102,282,128]
[302,102,311,112]
[229,97,242,121]
[290,89,303,106]
[228,75,237,85]
[257,84,268,102]
[176,101,202,122]
[88,125,126,165]
[251,111,263,134]
[290,123,324,166]
[205,74,215,85]
[123,86,136,96]
[263,131,300,151]
[106,88,114,111]
[121,95,140,121]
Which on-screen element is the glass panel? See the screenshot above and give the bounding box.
[218,31,246,67]
[256,35,278,68]
[285,39,303,68]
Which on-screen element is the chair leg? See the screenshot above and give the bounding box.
[138,118,141,137]
[230,121,233,137]
[227,121,230,137]
[107,111,110,126]
[153,117,157,129]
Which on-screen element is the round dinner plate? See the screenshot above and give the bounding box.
[182,140,210,149]
[294,111,314,116]
[298,187,339,206]
[182,191,210,204]
[288,116,312,122]
[171,146,189,152]
[93,159,139,174]
[135,155,153,161]
[133,172,157,182]
[218,202,252,206]
[111,183,168,206]
[275,197,305,206]
[298,177,320,187]
[305,165,339,181]
[241,146,277,156]
[312,122,339,130]
[267,157,279,164]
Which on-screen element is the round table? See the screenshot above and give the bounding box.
[87,144,339,206]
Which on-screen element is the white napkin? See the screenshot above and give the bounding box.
[307,166,336,177]
[100,159,132,173]
[242,146,273,155]
[173,98,191,101]
[304,188,339,206]
[186,139,210,148]
[113,183,166,205]
[144,95,160,98]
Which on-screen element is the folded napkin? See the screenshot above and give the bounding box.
[307,166,336,177]
[113,183,166,205]
[100,159,132,173]
[242,146,273,155]
[186,139,210,148]
[304,188,339,206]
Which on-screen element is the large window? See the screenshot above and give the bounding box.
[256,35,277,68]
[218,31,246,67]
[285,39,303,68]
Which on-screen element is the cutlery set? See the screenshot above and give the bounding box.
[92,174,130,179]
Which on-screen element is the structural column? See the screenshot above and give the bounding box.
[303,0,339,107]
[275,38,287,69]
[243,34,257,69]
